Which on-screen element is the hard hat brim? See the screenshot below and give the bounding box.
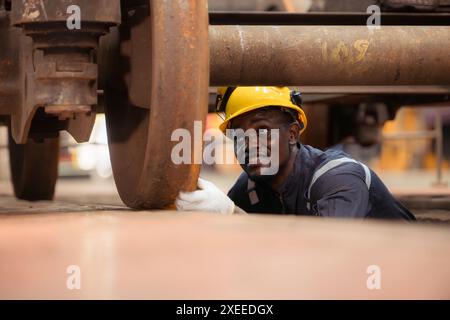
[219,103,308,135]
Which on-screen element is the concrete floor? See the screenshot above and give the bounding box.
[0,179,450,299]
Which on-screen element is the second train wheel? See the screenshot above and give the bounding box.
[104,0,209,209]
[8,130,59,201]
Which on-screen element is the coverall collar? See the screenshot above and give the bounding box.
[276,143,304,196]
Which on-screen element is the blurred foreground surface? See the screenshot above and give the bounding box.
[0,179,450,299]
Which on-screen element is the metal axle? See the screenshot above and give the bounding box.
[210,25,450,86]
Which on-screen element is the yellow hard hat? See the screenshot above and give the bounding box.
[216,86,308,134]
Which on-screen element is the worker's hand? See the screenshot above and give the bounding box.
[176,178,235,214]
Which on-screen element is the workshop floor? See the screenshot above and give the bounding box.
[0,178,450,299]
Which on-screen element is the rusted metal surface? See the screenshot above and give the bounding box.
[125,10,450,111]
[0,210,449,299]
[103,0,209,209]
[2,0,121,144]
[122,3,152,109]
[45,105,92,119]
[10,0,120,25]
[210,25,450,86]
[0,9,20,116]
[0,0,120,201]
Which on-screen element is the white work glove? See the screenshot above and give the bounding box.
[176,178,235,214]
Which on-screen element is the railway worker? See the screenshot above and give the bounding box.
[176,86,415,220]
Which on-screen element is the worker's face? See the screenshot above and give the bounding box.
[229,108,300,181]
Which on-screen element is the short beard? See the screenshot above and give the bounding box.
[244,166,276,186]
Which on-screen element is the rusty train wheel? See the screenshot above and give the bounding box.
[104,0,209,209]
[8,131,59,201]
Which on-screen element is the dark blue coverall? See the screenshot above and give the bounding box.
[228,144,415,220]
